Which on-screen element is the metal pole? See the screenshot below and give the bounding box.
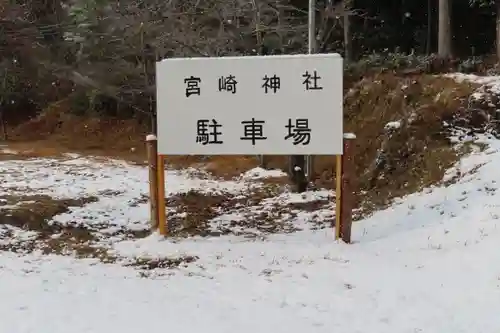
[308,0,316,54]
[306,0,316,182]
[288,0,315,191]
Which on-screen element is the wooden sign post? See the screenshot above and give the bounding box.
[334,133,356,243]
[147,53,355,241]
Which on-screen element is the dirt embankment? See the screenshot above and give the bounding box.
[2,73,483,209]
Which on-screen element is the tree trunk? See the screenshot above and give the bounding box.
[496,0,500,62]
[438,0,451,58]
[343,0,353,61]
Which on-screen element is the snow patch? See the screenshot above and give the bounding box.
[384,121,401,130]
[240,167,287,180]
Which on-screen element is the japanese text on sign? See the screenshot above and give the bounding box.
[156,53,343,155]
[194,118,312,147]
[182,71,323,96]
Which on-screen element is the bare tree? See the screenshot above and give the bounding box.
[321,0,365,60]
[54,0,309,119]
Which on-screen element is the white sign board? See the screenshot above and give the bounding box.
[156,53,343,155]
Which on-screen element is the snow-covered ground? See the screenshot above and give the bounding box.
[2,74,500,333]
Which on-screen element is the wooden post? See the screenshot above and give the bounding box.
[157,154,167,235]
[146,135,159,231]
[334,133,356,243]
[340,133,355,243]
[334,154,342,240]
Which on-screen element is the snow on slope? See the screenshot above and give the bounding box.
[445,72,500,100]
[2,74,500,333]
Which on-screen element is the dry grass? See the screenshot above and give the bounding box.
[4,100,148,163]
[0,195,98,233]
[166,188,280,236]
[0,195,101,255]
